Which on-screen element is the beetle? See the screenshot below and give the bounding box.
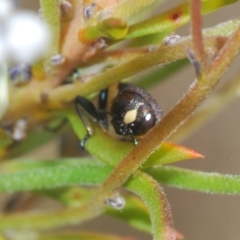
[75,82,162,148]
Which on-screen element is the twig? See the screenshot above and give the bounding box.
[190,0,207,70]
[96,25,240,200]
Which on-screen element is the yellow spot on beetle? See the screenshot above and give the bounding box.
[123,109,137,124]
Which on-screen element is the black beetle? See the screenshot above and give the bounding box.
[75,83,162,148]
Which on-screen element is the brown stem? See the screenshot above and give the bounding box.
[170,72,240,142]
[45,36,226,109]
[190,0,207,69]
[97,25,240,199]
[2,37,227,125]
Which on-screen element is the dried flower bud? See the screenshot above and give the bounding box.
[83,3,99,20]
[60,0,73,19]
[163,33,181,46]
[104,194,125,210]
[50,54,65,65]
[9,64,31,86]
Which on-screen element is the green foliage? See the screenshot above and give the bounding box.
[1,0,240,240]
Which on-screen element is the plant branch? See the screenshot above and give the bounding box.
[190,0,207,69]
[170,72,240,142]
[96,25,240,200]
[45,36,226,109]
[126,171,175,240]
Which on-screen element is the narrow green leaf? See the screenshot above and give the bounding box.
[0,159,112,192]
[126,0,239,39]
[146,166,240,194]
[2,160,240,231]
[204,18,240,37]
[78,26,102,44]
[129,31,168,47]
[39,0,60,54]
[125,171,175,240]
[86,0,160,26]
[201,0,239,13]
[113,0,160,21]
[0,162,107,230]
[68,111,203,168]
[66,110,133,166]
[97,18,129,39]
[143,142,203,168]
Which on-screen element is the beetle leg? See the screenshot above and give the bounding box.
[75,96,100,121]
[128,128,138,146]
[80,133,91,149]
[75,96,99,149]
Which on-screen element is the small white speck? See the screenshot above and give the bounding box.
[163,33,181,46]
[83,3,98,20]
[145,113,152,121]
[104,194,125,210]
[12,119,28,141]
[50,54,65,65]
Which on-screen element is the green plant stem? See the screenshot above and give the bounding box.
[39,0,60,54]
[3,159,240,196]
[4,160,240,231]
[1,18,237,125]
[113,0,159,21]
[126,171,175,240]
[0,159,176,239]
[97,25,240,200]
[83,47,152,66]
[46,36,226,109]
[0,160,112,191]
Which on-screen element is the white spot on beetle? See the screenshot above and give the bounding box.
[123,109,137,124]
